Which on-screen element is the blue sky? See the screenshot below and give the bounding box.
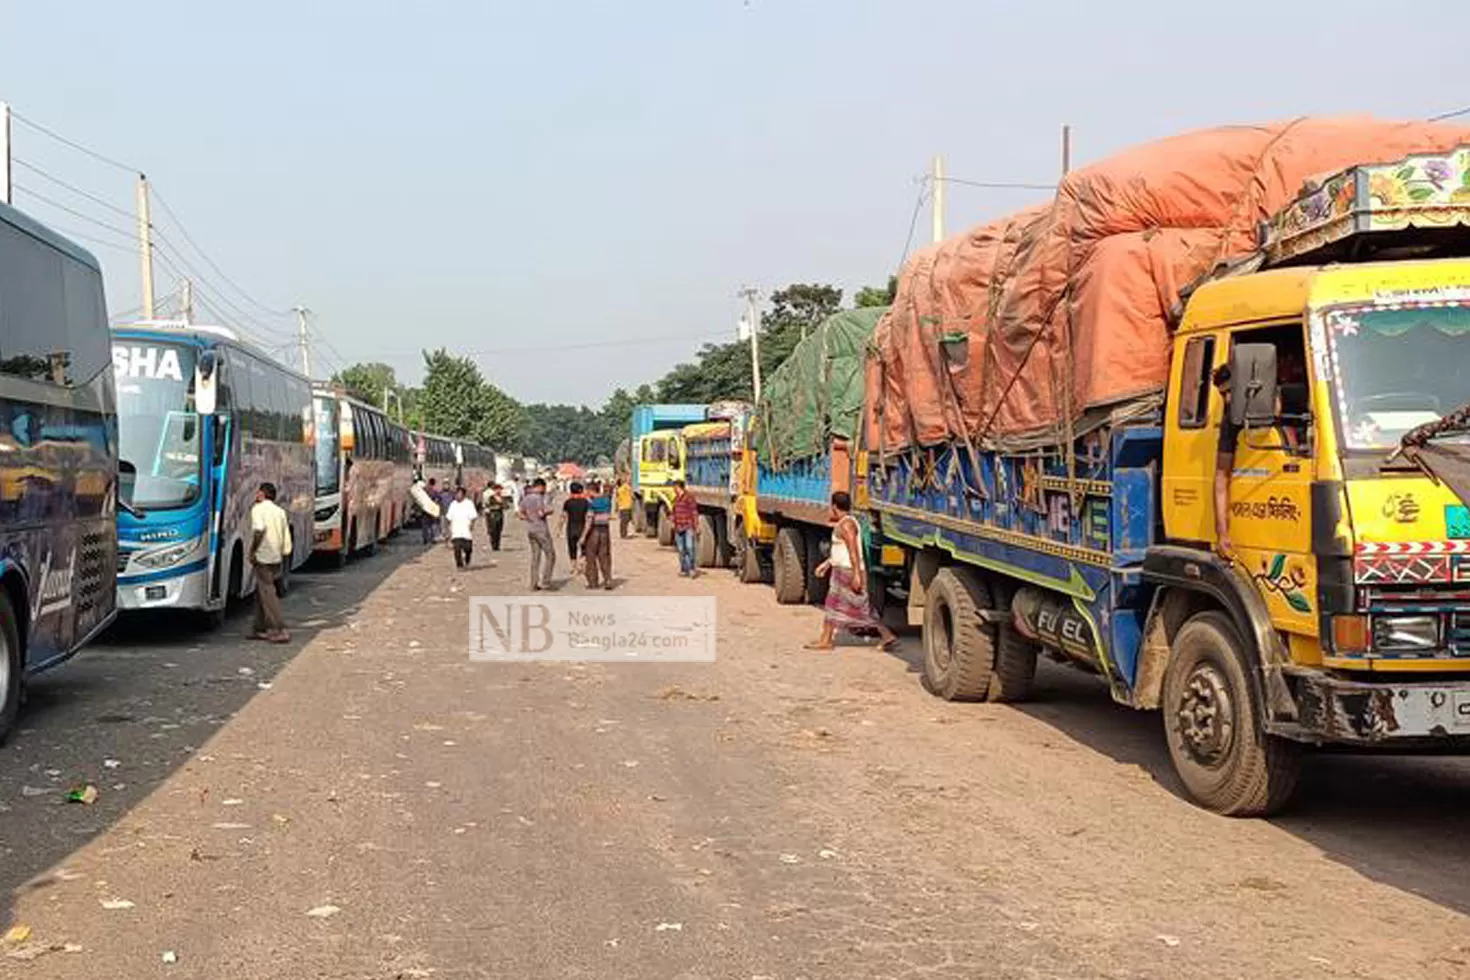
[3,1,1465,404]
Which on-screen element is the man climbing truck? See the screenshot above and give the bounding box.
[868,122,1470,816]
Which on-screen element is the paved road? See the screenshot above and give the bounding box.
[1,523,1468,978]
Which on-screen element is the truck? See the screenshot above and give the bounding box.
[737,307,890,604]
[629,403,705,544]
[680,402,752,570]
[867,120,1470,815]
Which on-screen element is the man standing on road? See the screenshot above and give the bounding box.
[419,477,441,544]
[481,483,507,552]
[248,481,292,644]
[615,477,634,538]
[581,480,614,590]
[446,486,479,570]
[559,482,590,563]
[671,480,699,578]
[519,477,556,590]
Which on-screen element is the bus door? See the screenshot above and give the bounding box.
[206,415,231,603]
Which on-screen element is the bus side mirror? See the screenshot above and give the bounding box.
[195,351,218,416]
[1230,343,1277,428]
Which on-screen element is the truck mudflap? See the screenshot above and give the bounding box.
[1281,671,1470,745]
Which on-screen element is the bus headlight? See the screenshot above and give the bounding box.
[1371,615,1440,653]
[315,503,339,522]
[133,535,206,570]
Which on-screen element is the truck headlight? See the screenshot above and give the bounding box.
[133,535,205,570]
[1371,615,1440,652]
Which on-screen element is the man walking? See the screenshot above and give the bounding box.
[446,486,478,570]
[519,477,556,590]
[581,480,614,590]
[559,482,590,563]
[615,477,634,538]
[419,477,442,544]
[249,482,292,644]
[671,479,699,577]
[481,482,507,552]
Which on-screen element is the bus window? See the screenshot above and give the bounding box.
[314,396,340,494]
[114,340,202,510]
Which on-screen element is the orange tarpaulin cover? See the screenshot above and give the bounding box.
[868,117,1470,451]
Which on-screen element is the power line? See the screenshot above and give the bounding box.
[149,186,292,317]
[1430,105,1470,122]
[10,110,141,174]
[10,158,135,219]
[362,332,733,359]
[897,180,930,270]
[11,182,137,241]
[936,175,1056,191]
[150,231,294,340]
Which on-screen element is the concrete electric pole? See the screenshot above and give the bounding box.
[137,174,155,320]
[294,306,312,377]
[1061,125,1072,177]
[0,102,11,206]
[738,285,762,405]
[181,278,194,325]
[931,154,945,244]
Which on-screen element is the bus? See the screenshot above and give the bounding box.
[112,322,314,623]
[0,201,119,739]
[414,431,495,498]
[312,384,413,564]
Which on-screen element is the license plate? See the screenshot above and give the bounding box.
[1454,691,1470,731]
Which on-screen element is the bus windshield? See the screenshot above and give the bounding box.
[1326,304,1470,450]
[314,395,340,494]
[113,339,203,510]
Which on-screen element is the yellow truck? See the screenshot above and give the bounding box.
[874,144,1470,814]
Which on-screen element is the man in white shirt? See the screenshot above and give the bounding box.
[445,486,479,570]
[249,481,292,643]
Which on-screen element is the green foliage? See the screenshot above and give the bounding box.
[417,348,522,449]
[855,276,898,308]
[331,362,397,408]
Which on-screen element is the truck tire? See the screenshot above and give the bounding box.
[695,513,717,567]
[734,524,765,584]
[921,567,995,702]
[0,590,21,745]
[803,527,830,606]
[656,507,675,547]
[713,516,733,569]
[1161,610,1302,817]
[988,625,1039,703]
[772,526,807,604]
[633,503,647,535]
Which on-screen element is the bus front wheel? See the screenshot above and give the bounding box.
[0,591,22,744]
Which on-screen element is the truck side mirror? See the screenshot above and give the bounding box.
[1230,343,1278,428]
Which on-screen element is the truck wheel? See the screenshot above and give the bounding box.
[1161,611,1302,817]
[803,527,830,606]
[921,567,995,701]
[656,508,675,547]
[633,504,647,535]
[695,514,717,567]
[0,591,21,745]
[772,526,807,604]
[712,517,732,569]
[988,625,1039,703]
[734,524,764,584]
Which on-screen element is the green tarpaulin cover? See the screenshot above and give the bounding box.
[758,306,887,468]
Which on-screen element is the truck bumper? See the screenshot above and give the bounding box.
[1286,671,1470,745]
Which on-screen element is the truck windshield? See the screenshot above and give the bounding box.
[113,340,203,510]
[1326,304,1470,451]
[314,395,340,494]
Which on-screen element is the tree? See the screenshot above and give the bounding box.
[416,348,523,449]
[332,362,399,408]
[855,276,898,308]
[763,283,843,333]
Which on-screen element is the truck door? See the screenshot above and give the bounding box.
[1161,332,1219,544]
[1222,323,1316,635]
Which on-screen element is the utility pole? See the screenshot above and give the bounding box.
[0,102,11,206]
[931,154,946,244]
[1061,124,1072,177]
[136,174,155,319]
[294,306,312,377]
[739,285,762,405]
[180,279,194,325]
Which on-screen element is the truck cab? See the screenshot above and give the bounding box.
[634,429,686,544]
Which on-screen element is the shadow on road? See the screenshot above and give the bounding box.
[1013,660,1470,917]
[0,535,420,928]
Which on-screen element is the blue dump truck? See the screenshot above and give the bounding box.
[744,307,888,604]
[628,403,706,542]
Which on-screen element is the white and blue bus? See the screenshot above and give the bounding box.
[0,201,119,738]
[112,322,314,622]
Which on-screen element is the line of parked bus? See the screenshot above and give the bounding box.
[0,198,515,742]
